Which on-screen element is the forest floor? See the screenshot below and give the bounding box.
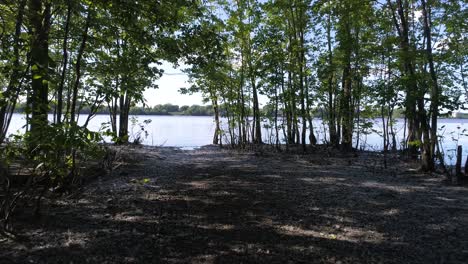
[1,145,468,263]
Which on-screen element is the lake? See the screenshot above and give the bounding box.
[6,114,468,164]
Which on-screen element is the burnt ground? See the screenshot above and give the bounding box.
[1,145,468,263]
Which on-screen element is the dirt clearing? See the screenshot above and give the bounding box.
[1,146,467,263]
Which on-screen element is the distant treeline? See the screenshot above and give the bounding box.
[13,103,215,116]
[17,102,463,119]
[129,104,215,116]
[13,102,419,118]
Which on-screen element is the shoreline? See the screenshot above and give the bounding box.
[9,112,468,119]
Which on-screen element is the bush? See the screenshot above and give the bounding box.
[0,123,104,235]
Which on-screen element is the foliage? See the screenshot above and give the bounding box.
[0,0,466,235]
[0,0,205,234]
[0,123,103,233]
[180,0,466,170]
[129,117,152,145]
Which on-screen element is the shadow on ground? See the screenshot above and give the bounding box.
[1,146,468,263]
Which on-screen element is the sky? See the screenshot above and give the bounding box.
[143,61,206,107]
[144,61,270,107]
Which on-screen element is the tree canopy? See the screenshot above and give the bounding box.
[0,0,466,174]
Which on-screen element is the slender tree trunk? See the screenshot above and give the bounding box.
[306,76,316,145]
[274,68,280,148]
[397,0,419,156]
[422,0,439,171]
[280,65,289,146]
[212,95,221,145]
[56,1,72,125]
[286,71,293,144]
[118,87,131,143]
[108,78,119,135]
[387,53,398,152]
[382,106,388,169]
[70,9,91,125]
[239,55,247,145]
[339,18,353,150]
[341,63,353,150]
[418,98,431,170]
[354,79,362,150]
[326,9,338,147]
[251,78,262,144]
[28,0,51,144]
[339,4,353,151]
[299,27,307,150]
[0,0,27,144]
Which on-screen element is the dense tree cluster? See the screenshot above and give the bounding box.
[0,0,205,227]
[0,0,204,143]
[0,0,466,174]
[183,0,466,171]
[0,0,466,237]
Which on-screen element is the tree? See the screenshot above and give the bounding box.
[182,12,229,145]
[0,0,27,144]
[27,0,51,147]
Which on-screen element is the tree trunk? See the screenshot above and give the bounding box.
[28,0,51,144]
[388,0,419,157]
[306,76,317,146]
[274,69,280,148]
[239,54,247,145]
[286,71,293,144]
[299,26,307,150]
[422,0,439,171]
[56,1,72,125]
[326,7,337,147]
[419,99,432,171]
[464,155,468,177]
[251,79,262,144]
[70,8,91,125]
[456,145,462,183]
[341,59,353,150]
[212,96,221,145]
[0,0,27,144]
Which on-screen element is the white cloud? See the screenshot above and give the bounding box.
[143,61,206,106]
[143,61,270,107]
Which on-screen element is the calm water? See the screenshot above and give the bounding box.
[7,114,468,164]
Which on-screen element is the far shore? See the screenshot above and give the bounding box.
[10,112,468,119]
